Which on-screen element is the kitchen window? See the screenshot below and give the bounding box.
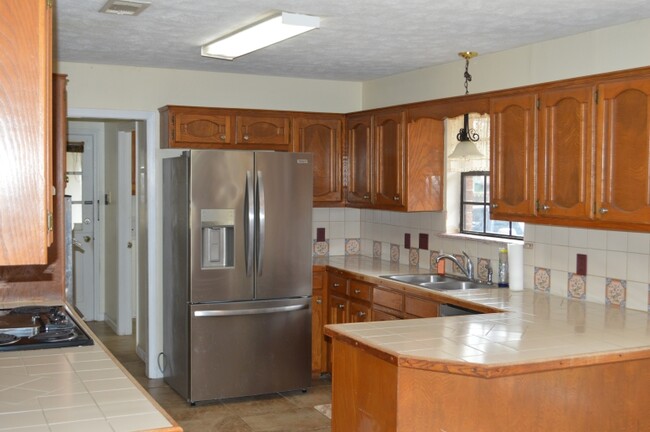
[460,171,524,239]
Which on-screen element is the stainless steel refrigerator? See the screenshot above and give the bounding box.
[162,150,313,403]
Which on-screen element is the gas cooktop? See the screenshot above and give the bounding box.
[0,305,93,351]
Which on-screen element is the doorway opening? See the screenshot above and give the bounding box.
[66,108,158,378]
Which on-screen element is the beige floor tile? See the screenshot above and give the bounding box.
[42,403,104,424]
[222,393,300,417]
[179,415,254,432]
[0,410,47,430]
[241,407,331,431]
[48,418,113,432]
[38,392,95,410]
[107,412,171,432]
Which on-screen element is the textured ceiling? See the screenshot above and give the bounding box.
[54,0,650,81]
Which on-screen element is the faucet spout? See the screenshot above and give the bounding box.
[435,251,474,281]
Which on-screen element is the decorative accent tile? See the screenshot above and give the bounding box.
[429,251,440,272]
[373,241,382,259]
[534,267,551,292]
[477,258,491,282]
[409,248,419,267]
[312,240,329,257]
[390,244,400,263]
[567,273,586,300]
[452,254,465,274]
[344,238,360,256]
[606,278,626,308]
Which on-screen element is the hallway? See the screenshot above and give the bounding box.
[87,321,332,432]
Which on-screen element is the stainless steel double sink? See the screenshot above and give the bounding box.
[379,273,491,291]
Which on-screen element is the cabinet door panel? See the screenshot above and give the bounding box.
[538,86,594,220]
[328,294,348,324]
[347,114,373,206]
[236,115,290,146]
[490,94,536,219]
[293,117,343,204]
[175,113,231,145]
[0,0,52,265]
[374,110,405,208]
[596,78,650,224]
[406,117,444,211]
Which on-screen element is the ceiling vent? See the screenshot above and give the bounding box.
[99,0,151,16]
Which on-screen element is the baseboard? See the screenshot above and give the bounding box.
[104,314,118,334]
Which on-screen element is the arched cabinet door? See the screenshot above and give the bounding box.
[489,93,537,220]
[346,113,373,207]
[596,77,650,225]
[537,85,595,220]
[293,115,343,205]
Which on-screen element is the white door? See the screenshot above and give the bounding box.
[66,135,97,320]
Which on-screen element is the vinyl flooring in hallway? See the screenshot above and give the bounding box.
[87,321,332,432]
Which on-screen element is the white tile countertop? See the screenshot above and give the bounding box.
[0,337,179,431]
[323,256,650,377]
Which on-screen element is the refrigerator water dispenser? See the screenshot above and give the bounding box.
[201,209,234,269]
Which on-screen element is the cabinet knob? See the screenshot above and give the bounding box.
[337,304,345,310]
[220,134,226,141]
[541,204,550,211]
[599,207,609,215]
[316,299,322,304]
[393,195,400,201]
[363,194,370,200]
[357,311,366,318]
[354,289,361,294]
[243,134,250,141]
[333,283,340,287]
[491,203,499,209]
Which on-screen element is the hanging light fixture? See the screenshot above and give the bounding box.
[449,51,484,160]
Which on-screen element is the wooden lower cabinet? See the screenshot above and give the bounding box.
[331,338,650,432]
[311,268,326,377]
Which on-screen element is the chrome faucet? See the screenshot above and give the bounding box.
[435,251,474,281]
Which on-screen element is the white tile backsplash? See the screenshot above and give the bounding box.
[314,208,650,312]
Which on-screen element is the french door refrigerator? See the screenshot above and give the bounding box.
[162,150,313,403]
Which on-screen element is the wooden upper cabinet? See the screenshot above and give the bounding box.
[538,85,595,220]
[374,109,406,208]
[292,115,343,205]
[346,113,373,206]
[405,115,445,211]
[490,93,537,219]
[235,114,291,149]
[596,77,650,225]
[0,0,53,265]
[160,106,232,148]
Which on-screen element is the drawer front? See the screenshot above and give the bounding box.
[328,273,348,296]
[349,280,372,302]
[404,295,439,318]
[373,286,403,311]
[349,300,371,323]
[372,307,402,321]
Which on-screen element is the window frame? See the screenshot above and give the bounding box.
[459,171,523,240]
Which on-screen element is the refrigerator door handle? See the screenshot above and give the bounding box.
[194,303,308,317]
[256,170,265,276]
[245,170,254,276]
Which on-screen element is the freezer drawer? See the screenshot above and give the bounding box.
[189,297,311,402]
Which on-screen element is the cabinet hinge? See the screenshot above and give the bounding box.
[536,99,540,110]
[594,90,599,104]
[171,116,175,141]
[47,212,54,232]
[46,0,53,8]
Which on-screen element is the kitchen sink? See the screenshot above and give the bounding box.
[380,274,455,284]
[379,273,492,291]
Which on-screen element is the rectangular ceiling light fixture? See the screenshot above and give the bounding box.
[201,12,320,61]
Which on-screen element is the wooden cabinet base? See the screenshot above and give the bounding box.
[331,339,650,432]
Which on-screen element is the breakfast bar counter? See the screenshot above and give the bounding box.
[323,256,650,432]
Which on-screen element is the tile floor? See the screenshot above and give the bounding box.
[87,321,332,432]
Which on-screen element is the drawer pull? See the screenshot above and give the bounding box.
[220,134,226,141]
[316,299,322,304]
[363,194,370,200]
[599,207,609,215]
[393,195,400,201]
[333,283,340,287]
[354,289,361,294]
[337,304,345,310]
[357,311,366,318]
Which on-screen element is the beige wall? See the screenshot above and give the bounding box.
[56,62,362,113]
[362,18,650,109]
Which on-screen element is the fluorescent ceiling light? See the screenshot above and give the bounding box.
[201,12,320,61]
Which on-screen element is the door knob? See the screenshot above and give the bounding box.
[83,236,91,243]
[127,241,133,248]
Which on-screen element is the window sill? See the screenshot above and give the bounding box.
[438,232,524,246]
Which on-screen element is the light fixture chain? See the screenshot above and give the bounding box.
[464,58,472,95]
